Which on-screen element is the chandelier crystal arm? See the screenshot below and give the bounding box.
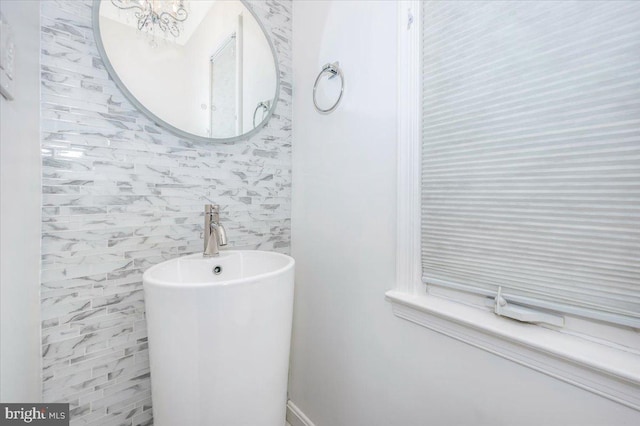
[162,4,188,22]
[110,0,145,11]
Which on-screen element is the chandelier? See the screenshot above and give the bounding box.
[110,0,189,38]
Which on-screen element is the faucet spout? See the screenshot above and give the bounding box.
[215,222,228,246]
[204,204,228,257]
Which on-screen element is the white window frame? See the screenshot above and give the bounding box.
[386,0,640,411]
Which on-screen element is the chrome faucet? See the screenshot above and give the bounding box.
[204,204,228,257]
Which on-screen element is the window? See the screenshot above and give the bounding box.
[388,0,640,411]
[420,0,640,328]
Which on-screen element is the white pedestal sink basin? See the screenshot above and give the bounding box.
[142,250,295,426]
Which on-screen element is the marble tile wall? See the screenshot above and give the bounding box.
[39,1,292,424]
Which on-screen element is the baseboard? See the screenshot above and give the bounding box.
[286,400,316,426]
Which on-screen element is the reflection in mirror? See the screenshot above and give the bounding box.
[96,0,278,141]
[210,31,238,137]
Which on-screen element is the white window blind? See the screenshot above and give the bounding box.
[420,1,640,327]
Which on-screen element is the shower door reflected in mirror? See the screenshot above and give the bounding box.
[210,31,240,138]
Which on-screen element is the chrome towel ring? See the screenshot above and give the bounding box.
[313,62,344,114]
[253,100,271,128]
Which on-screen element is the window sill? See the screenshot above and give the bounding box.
[385,289,640,411]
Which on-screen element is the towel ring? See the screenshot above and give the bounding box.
[313,62,344,114]
[253,100,271,128]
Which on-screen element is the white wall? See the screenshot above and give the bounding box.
[0,0,42,402]
[289,1,640,425]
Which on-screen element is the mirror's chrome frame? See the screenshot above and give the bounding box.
[91,0,280,144]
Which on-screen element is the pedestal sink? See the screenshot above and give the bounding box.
[142,250,295,426]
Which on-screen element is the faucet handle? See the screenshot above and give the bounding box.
[205,204,221,221]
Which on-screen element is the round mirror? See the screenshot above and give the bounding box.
[92,0,279,142]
